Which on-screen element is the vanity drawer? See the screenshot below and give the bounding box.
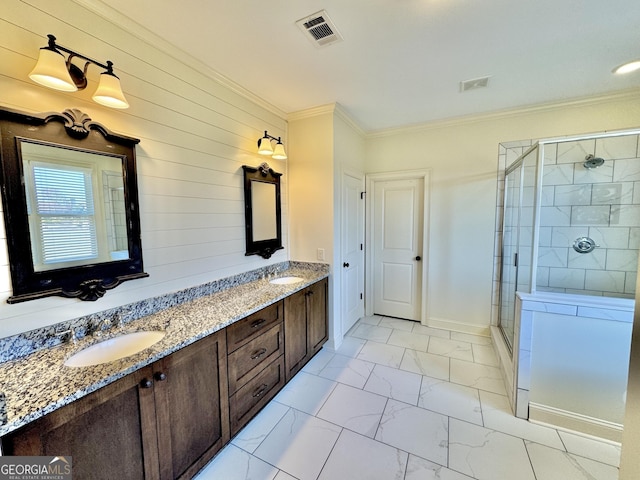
[229,355,285,436]
[227,301,282,352]
[228,322,283,394]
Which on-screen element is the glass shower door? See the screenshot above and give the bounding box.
[499,146,539,353]
[499,165,522,352]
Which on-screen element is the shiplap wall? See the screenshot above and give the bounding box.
[0,0,289,338]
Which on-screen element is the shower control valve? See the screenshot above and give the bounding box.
[573,236,599,254]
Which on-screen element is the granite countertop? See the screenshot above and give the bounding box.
[0,265,328,437]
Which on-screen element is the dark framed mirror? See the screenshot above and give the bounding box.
[0,107,148,303]
[242,162,283,259]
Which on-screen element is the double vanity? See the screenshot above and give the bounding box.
[0,263,329,480]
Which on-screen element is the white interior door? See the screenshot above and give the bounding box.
[341,172,365,333]
[373,178,424,320]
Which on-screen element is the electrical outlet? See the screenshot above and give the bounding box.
[317,248,325,261]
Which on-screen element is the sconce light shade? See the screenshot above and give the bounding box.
[258,136,274,156]
[257,131,287,160]
[29,34,129,109]
[29,47,77,92]
[92,72,129,109]
[272,141,287,160]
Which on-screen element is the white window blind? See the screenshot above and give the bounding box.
[32,165,98,265]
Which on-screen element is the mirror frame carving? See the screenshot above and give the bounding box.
[242,162,283,259]
[0,107,148,303]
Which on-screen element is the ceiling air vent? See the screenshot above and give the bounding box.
[460,76,491,92]
[296,10,343,47]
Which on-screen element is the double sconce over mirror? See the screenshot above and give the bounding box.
[257,131,287,160]
[29,34,129,109]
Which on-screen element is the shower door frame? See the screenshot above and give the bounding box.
[498,144,543,353]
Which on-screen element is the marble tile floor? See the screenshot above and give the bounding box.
[195,315,621,480]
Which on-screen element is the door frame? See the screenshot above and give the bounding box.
[365,169,431,323]
[340,168,365,334]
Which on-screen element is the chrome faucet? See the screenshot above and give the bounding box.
[56,327,77,345]
[92,318,112,338]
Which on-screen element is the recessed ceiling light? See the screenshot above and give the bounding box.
[612,60,640,75]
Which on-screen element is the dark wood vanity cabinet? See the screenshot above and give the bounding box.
[1,278,328,479]
[284,278,328,381]
[226,302,285,436]
[1,330,229,480]
[153,331,229,479]
[2,364,160,479]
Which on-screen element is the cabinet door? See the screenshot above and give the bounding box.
[1,366,160,480]
[153,330,230,480]
[284,288,308,381]
[307,278,328,356]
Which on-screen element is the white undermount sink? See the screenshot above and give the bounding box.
[64,331,166,368]
[269,276,304,285]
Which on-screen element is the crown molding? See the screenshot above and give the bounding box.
[333,104,366,137]
[367,87,640,138]
[287,103,366,138]
[287,103,337,122]
[71,0,287,121]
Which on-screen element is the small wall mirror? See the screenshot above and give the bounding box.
[0,107,147,302]
[242,163,283,259]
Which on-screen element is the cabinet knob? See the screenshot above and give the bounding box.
[154,372,167,382]
[140,378,153,389]
[343,262,350,268]
[250,348,268,360]
[415,256,421,261]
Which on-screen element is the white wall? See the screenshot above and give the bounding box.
[332,107,366,344]
[0,0,288,338]
[287,104,366,349]
[366,92,640,331]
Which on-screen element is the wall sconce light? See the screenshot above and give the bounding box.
[257,131,287,160]
[29,34,129,109]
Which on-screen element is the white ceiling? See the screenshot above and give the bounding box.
[104,0,640,132]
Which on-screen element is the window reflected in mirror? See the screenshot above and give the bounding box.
[21,141,129,272]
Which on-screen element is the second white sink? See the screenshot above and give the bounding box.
[269,276,304,285]
[64,331,166,368]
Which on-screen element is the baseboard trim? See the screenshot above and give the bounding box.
[529,402,623,443]
[424,317,490,337]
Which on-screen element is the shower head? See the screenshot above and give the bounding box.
[583,154,605,169]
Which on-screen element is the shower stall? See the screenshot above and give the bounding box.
[495,129,640,441]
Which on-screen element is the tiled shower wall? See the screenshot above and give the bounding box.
[491,133,640,327]
[536,134,640,298]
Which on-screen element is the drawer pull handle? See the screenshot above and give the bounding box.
[252,383,268,398]
[251,348,268,360]
[250,319,266,329]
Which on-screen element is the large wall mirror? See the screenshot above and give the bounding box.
[242,163,283,259]
[0,107,147,303]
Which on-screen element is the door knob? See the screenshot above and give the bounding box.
[415,256,421,261]
[343,262,350,268]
